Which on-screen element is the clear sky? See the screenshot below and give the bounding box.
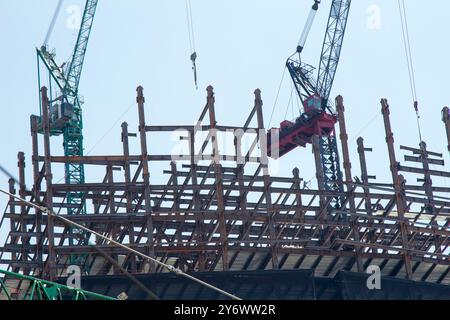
[1,1,450,245]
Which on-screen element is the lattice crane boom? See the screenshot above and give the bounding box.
[283,0,351,208]
[65,0,98,99]
[317,0,351,102]
[36,0,98,220]
[315,0,350,207]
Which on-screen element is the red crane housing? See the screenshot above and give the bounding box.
[267,94,337,158]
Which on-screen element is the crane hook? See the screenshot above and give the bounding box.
[190,51,198,90]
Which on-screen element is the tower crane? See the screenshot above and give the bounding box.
[268,0,351,208]
[36,0,98,216]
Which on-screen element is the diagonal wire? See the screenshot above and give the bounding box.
[185,0,194,53]
[50,102,136,185]
[284,84,294,120]
[349,110,381,142]
[43,0,64,47]
[187,0,196,51]
[268,67,287,127]
[397,0,415,103]
[0,186,242,301]
[85,102,135,156]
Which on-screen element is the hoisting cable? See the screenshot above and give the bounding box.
[398,0,422,142]
[294,84,303,115]
[185,0,198,89]
[268,67,287,127]
[0,172,241,301]
[284,85,295,120]
[297,0,321,54]
[0,165,23,190]
[43,0,64,48]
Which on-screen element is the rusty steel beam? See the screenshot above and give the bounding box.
[0,87,449,287]
[207,85,229,271]
[30,115,44,275]
[255,88,279,269]
[41,87,56,281]
[137,86,156,272]
[380,98,413,279]
[336,95,362,272]
[442,106,450,152]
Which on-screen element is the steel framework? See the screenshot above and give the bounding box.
[0,86,449,291]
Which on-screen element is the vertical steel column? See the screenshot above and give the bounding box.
[206,85,229,271]
[41,87,56,281]
[136,86,155,272]
[442,106,450,153]
[292,168,303,219]
[417,141,442,254]
[357,137,372,201]
[171,161,185,271]
[236,164,249,250]
[8,179,16,264]
[121,122,136,272]
[233,125,247,208]
[336,96,362,272]
[171,162,180,210]
[121,122,132,213]
[336,96,352,192]
[106,165,119,273]
[17,152,29,274]
[357,137,375,251]
[30,115,43,273]
[419,141,435,212]
[189,130,206,271]
[107,166,115,215]
[312,135,326,208]
[380,99,412,279]
[255,88,279,269]
[17,152,26,201]
[234,135,248,213]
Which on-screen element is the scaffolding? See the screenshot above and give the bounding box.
[0,85,448,292]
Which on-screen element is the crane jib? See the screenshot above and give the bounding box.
[35,0,99,248]
[281,0,352,209]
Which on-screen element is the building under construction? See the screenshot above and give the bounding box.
[0,84,449,299]
[0,1,449,300]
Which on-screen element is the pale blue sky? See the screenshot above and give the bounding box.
[1,0,450,241]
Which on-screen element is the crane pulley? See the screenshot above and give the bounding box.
[190,51,198,90]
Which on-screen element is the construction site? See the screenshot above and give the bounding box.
[0,0,449,301]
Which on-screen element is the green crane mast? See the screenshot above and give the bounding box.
[36,0,98,218]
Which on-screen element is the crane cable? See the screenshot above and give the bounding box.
[284,84,294,120]
[397,0,422,143]
[268,67,287,127]
[43,0,65,48]
[185,0,198,89]
[0,182,242,301]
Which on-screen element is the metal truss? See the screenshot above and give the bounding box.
[0,269,115,300]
